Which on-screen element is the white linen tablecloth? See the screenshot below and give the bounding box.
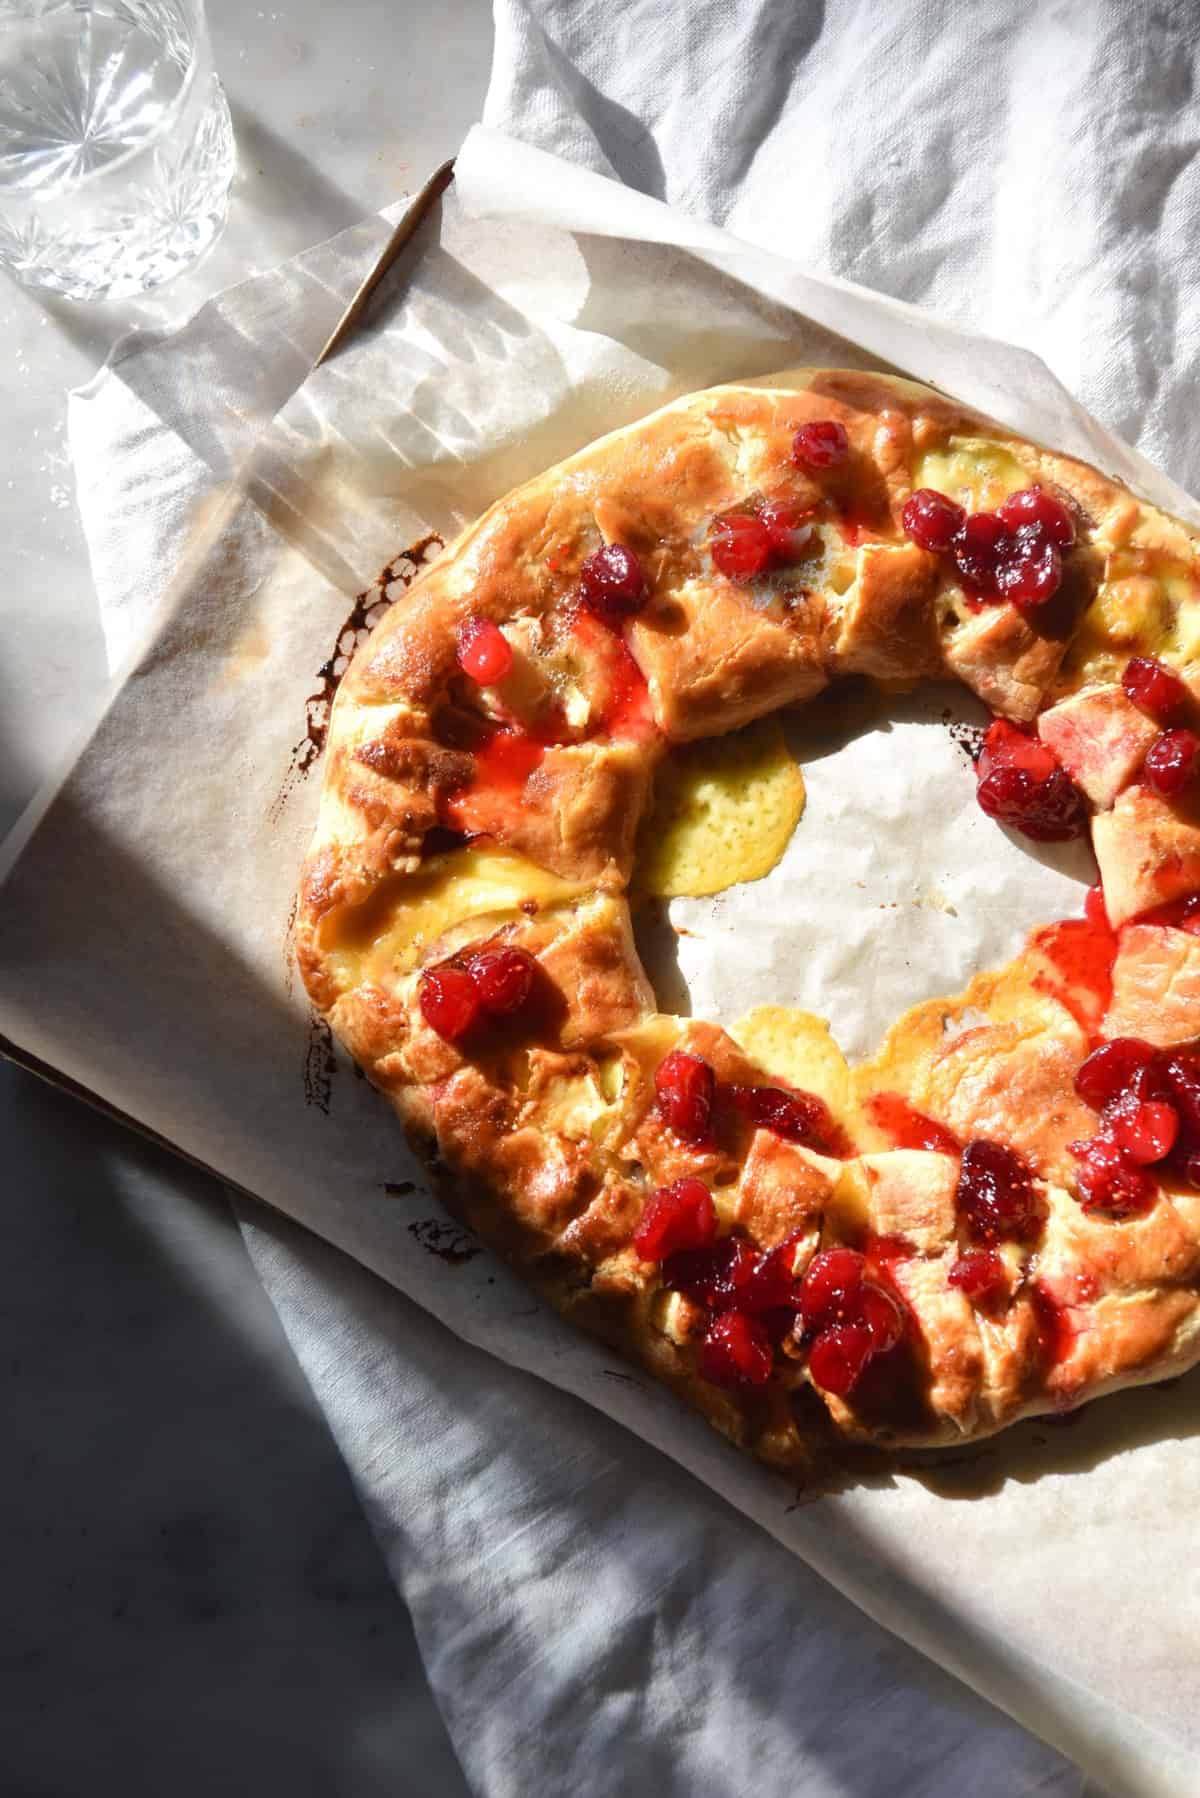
[71,2,1200,1791]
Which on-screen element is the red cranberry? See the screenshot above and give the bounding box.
[579,544,647,621]
[466,945,536,1016]
[1181,1149,1200,1189]
[797,1246,865,1332]
[808,1323,874,1396]
[901,487,965,553]
[952,511,1013,591]
[759,498,815,559]
[976,762,1087,841]
[1074,1037,1158,1111]
[996,487,1076,547]
[994,532,1062,609]
[699,1310,773,1388]
[740,1232,807,1315]
[983,716,1079,781]
[710,514,774,580]
[664,1235,756,1311]
[456,616,513,685]
[956,1139,1044,1242]
[727,1082,839,1153]
[1069,1136,1157,1218]
[1122,656,1189,726]
[948,1248,1008,1306]
[418,965,482,1043]
[1110,1098,1179,1165]
[1143,728,1200,799]
[792,419,849,469]
[654,1050,716,1145]
[975,720,1086,841]
[634,1178,717,1262]
[977,716,1056,782]
[1162,1051,1200,1137]
[1084,883,1110,930]
[859,1282,905,1353]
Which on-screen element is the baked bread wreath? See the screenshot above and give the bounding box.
[297,368,1200,1480]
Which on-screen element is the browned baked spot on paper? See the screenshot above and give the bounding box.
[282,894,298,994]
[274,532,444,810]
[407,1217,480,1265]
[944,714,985,765]
[383,1179,417,1196]
[303,1012,337,1113]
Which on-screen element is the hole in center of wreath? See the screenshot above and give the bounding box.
[631,677,1096,1062]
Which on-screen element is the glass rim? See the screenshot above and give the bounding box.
[0,0,214,195]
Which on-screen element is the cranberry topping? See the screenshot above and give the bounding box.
[975,718,1087,842]
[994,531,1062,610]
[792,419,849,469]
[456,616,513,685]
[859,1282,905,1353]
[794,1247,908,1396]
[579,543,647,622]
[727,1082,842,1154]
[654,1050,716,1145]
[955,1139,1044,1242]
[739,1231,808,1315]
[1111,1098,1179,1165]
[1068,1135,1157,1218]
[808,1324,875,1397]
[1142,728,1200,799]
[1084,882,1110,930]
[975,720,1087,842]
[901,487,965,553]
[1074,1037,1158,1111]
[663,1234,756,1311]
[759,498,815,559]
[947,1248,1008,1306]
[1122,655,1189,726]
[1162,1050,1200,1137]
[699,1310,773,1389]
[952,511,1013,590]
[977,716,1052,782]
[634,1177,717,1261]
[995,486,1076,548]
[905,487,1079,609]
[865,1092,961,1156]
[418,965,482,1043]
[797,1246,867,1331]
[1068,1038,1187,1215]
[465,945,536,1016]
[710,513,773,580]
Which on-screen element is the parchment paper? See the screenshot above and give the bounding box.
[4,127,1198,1794]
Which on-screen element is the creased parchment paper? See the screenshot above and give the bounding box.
[4,128,1198,1795]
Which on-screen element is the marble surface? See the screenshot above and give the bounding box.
[1,1,491,1789]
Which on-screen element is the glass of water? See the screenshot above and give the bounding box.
[0,0,235,301]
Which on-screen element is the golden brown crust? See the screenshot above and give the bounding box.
[296,367,1200,1479]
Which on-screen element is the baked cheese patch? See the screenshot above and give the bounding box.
[634,715,805,900]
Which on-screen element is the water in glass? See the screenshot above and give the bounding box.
[0,0,235,301]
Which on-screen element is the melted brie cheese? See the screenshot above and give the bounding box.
[321,843,586,990]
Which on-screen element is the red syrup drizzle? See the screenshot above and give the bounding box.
[439,715,563,836]
[864,1092,961,1157]
[1030,889,1118,1042]
[862,1232,917,1274]
[1030,1278,1089,1372]
[438,611,656,839]
[571,604,656,741]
